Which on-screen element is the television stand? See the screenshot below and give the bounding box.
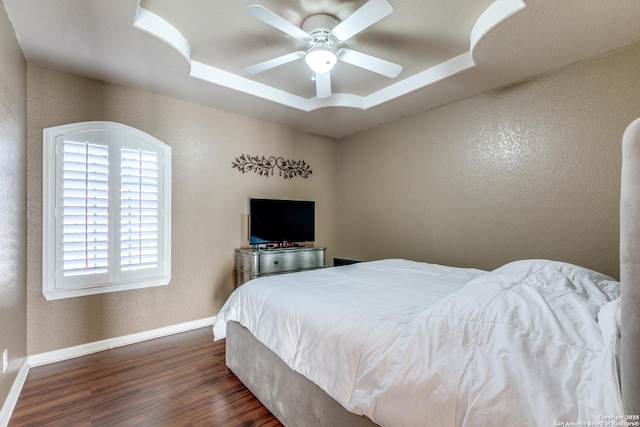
[234,246,326,286]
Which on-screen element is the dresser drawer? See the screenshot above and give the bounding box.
[259,249,324,274]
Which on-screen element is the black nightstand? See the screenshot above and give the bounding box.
[333,258,361,267]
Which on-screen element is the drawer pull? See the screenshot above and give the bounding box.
[274,260,279,265]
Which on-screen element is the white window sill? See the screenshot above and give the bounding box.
[43,276,171,301]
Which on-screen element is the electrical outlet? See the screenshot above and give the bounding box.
[2,349,7,373]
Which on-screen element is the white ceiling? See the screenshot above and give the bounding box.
[4,0,640,138]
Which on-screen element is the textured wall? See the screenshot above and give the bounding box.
[0,0,27,411]
[339,43,640,279]
[26,66,339,354]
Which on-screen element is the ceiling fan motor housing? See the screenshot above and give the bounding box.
[302,14,340,47]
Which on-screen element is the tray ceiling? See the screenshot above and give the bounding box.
[4,0,640,138]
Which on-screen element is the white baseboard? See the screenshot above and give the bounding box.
[28,315,216,367]
[0,359,30,427]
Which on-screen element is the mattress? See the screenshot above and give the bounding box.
[213,258,623,427]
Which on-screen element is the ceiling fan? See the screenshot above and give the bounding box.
[243,0,403,99]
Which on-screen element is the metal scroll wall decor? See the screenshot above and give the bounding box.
[231,154,312,179]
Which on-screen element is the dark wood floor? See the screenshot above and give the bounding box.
[9,327,283,427]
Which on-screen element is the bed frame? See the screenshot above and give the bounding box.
[620,116,640,416]
[227,117,640,425]
[226,321,379,427]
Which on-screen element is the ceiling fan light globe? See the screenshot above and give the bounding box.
[305,46,337,74]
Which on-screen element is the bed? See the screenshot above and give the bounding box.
[213,117,640,427]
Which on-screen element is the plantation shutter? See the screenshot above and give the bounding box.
[43,121,171,300]
[120,148,160,271]
[62,141,109,277]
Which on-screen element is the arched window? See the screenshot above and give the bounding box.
[42,122,171,300]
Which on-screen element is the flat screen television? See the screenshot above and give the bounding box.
[249,198,315,245]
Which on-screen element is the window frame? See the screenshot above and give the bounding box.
[42,121,171,300]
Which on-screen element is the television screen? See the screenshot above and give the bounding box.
[249,198,315,245]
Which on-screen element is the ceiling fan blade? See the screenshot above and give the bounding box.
[338,48,402,78]
[315,72,332,99]
[244,51,305,74]
[246,5,310,40]
[331,0,393,42]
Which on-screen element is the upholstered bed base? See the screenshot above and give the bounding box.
[621,117,640,416]
[226,321,380,427]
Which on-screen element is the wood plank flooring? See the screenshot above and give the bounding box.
[9,327,283,427]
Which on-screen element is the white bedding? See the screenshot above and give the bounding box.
[213,259,622,427]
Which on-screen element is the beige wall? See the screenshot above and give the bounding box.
[339,43,640,280]
[0,0,27,411]
[26,65,339,354]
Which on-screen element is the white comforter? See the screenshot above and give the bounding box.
[213,259,622,427]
